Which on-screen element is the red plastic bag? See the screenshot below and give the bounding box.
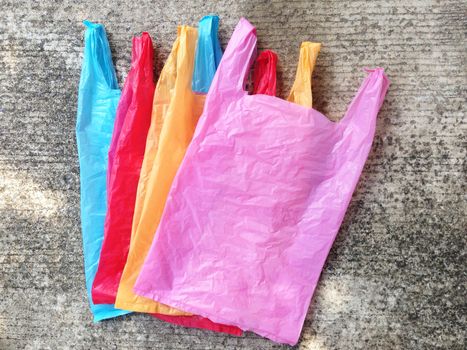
[253,50,277,96]
[92,32,155,304]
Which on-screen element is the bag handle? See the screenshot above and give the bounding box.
[83,20,119,91]
[287,42,321,108]
[131,32,154,80]
[208,18,257,99]
[174,26,198,90]
[152,30,180,111]
[340,68,389,128]
[192,15,223,93]
[252,50,278,96]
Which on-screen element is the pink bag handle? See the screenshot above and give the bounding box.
[340,68,389,131]
[208,18,257,99]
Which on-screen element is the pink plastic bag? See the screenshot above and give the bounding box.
[134,18,389,345]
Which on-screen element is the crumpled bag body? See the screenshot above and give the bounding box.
[134,18,389,345]
[91,32,155,305]
[75,20,130,321]
[115,21,240,335]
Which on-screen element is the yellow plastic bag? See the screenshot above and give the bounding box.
[115,25,203,314]
[115,38,320,313]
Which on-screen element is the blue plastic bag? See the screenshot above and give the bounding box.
[75,20,130,322]
[192,15,223,93]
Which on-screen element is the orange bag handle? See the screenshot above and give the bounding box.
[287,42,321,108]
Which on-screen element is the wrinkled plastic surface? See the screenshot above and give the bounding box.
[192,15,223,93]
[134,18,389,345]
[91,32,155,305]
[152,314,242,335]
[253,50,277,96]
[115,23,241,334]
[75,20,130,322]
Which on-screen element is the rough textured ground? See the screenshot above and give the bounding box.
[0,0,466,349]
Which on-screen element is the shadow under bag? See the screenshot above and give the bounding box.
[134,18,389,345]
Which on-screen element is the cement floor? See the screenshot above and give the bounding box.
[0,0,465,349]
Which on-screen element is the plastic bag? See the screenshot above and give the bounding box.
[75,20,130,321]
[192,15,223,93]
[91,32,155,305]
[252,50,277,96]
[134,18,389,345]
[115,22,213,314]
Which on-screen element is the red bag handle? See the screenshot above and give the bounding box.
[252,50,278,96]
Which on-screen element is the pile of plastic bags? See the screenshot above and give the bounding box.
[76,15,389,345]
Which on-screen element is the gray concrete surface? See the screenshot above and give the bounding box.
[0,0,466,349]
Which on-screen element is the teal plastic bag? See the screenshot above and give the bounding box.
[75,20,130,321]
[192,15,223,93]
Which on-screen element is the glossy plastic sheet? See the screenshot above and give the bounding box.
[115,22,241,335]
[192,15,223,93]
[91,32,155,305]
[252,50,277,96]
[75,20,130,321]
[134,18,389,345]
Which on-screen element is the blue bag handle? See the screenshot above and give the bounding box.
[83,20,119,91]
[192,15,223,93]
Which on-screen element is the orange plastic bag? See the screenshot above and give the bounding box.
[115,25,207,314]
